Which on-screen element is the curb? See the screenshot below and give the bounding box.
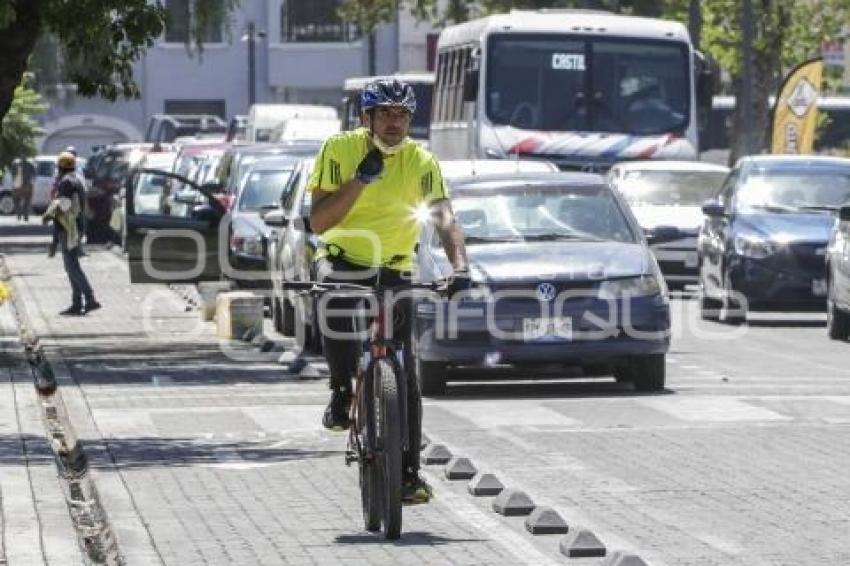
[2,256,163,565]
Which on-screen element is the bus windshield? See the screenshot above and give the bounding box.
[486,34,690,136]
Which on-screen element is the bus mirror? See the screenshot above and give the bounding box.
[463,69,479,102]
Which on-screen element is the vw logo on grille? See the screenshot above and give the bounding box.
[537,283,557,302]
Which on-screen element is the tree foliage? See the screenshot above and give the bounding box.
[0,73,46,170]
[0,0,239,124]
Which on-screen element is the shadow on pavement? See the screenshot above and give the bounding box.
[334,532,487,546]
[93,437,341,469]
[441,376,674,401]
[744,318,826,328]
[46,341,302,386]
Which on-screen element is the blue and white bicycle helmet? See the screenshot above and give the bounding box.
[361,79,417,115]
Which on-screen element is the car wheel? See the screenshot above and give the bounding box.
[613,362,634,383]
[720,274,746,325]
[699,293,722,321]
[827,282,850,341]
[628,354,666,392]
[0,193,14,215]
[281,298,296,337]
[409,326,446,396]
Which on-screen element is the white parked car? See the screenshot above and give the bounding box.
[608,160,729,287]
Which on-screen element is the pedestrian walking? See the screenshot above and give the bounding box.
[11,156,35,221]
[42,152,101,316]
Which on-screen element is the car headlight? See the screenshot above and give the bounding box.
[734,235,775,259]
[598,275,662,299]
[231,233,264,258]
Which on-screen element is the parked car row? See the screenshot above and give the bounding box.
[117,121,850,398]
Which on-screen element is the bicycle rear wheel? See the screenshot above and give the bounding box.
[374,358,403,539]
[358,371,381,532]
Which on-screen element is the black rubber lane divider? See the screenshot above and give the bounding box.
[2,259,125,565]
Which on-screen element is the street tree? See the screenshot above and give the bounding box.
[700,0,849,161]
[0,73,47,170]
[0,0,238,124]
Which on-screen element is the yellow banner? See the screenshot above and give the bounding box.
[771,57,823,154]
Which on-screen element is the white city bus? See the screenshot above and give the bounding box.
[342,73,435,144]
[430,9,713,170]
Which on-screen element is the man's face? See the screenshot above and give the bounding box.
[363,106,411,147]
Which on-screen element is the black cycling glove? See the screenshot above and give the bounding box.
[355,147,384,184]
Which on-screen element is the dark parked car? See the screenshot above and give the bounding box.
[265,158,321,348]
[698,156,850,323]
[225,156,300,290]
[826,204,850,340]
[410,172,671,395]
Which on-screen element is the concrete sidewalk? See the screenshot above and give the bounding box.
[0,224,549,565]
[0,292,83,565]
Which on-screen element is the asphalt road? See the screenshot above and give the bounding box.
[2,216,849,566]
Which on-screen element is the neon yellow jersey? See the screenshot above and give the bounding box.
[308,128,449,271]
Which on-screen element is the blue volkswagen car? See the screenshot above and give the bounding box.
[410,172,670,395]
[698,156,850,323]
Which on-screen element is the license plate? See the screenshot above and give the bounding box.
[812,279,828,297]
[523,317,572,341]
[684,252,698,268]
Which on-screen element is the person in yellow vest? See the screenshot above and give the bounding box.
[308,79,470,504]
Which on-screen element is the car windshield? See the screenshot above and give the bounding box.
[736,168,850,212]
[618,170,728,206]
[487,34,689,135]
[441,184,636,244]
[238,168,294,211]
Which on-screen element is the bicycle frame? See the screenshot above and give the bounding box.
[350,293,409,463]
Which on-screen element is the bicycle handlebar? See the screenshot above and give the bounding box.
[282,279,449,297]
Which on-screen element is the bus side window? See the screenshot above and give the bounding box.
[434,52,447,123]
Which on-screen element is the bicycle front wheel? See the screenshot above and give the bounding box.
[358,368,381,532]
[374,358,403,540]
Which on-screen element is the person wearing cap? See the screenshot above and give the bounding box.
[308,79,471,504]
[42,151,101,316]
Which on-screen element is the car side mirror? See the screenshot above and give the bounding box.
[840,205,850,222]
[701,199,726,217]
[645,226,681,244]
[263,208,288,227]
[463,68,479,102]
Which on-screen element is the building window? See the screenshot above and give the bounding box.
[280,0,358,43]
[164,0,223,44]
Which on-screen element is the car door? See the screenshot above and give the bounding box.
[125,168,225,284]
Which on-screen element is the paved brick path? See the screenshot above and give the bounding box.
[3,235,553,565]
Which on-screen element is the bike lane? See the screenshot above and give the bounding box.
[1,233,562,565]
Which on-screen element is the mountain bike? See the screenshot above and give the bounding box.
[284,279,443,539]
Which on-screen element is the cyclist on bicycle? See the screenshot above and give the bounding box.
[308,79,470,503]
